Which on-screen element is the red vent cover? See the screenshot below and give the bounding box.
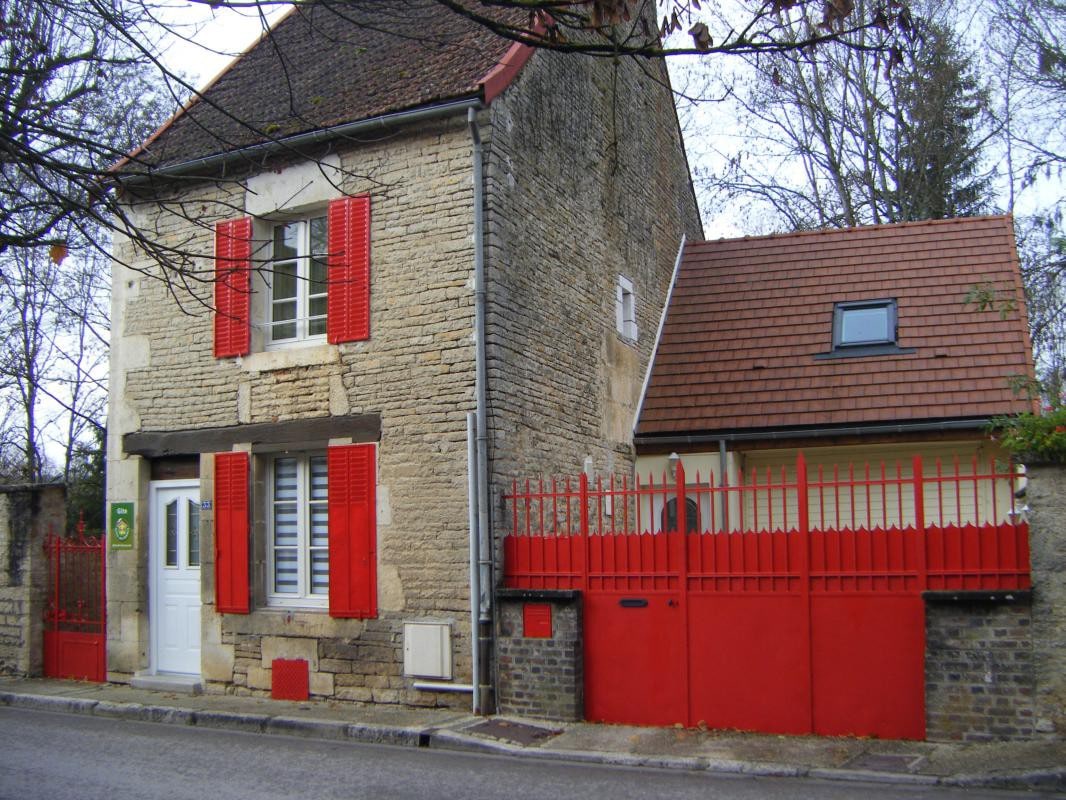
[271,658,310,701]
[523,603,552,639]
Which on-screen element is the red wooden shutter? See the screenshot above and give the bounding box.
[214,217,253,357]
[214,451,250,614]
[326,196,371,343]
[327,443,377,618]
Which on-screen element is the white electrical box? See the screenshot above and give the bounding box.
[403,622,452,679]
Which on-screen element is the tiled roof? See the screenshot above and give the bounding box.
[127,1,521,170]
[637,216,1037,437]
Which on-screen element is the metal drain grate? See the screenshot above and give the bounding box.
[466,719,561,746]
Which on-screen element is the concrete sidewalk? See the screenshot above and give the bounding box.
[1,678,1063,792]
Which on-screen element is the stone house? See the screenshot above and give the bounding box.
[106,1,701,705]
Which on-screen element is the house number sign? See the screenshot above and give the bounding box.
[109,502,135,550]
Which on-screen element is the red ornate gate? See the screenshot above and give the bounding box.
[44,525,106,682]
[503,454,1031,739]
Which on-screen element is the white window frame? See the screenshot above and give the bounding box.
[616,275,637,341]
[264,215,328,349]
[267,452,329,608]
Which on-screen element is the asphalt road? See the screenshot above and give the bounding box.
[0,707,1038,800]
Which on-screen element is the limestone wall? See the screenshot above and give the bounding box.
[0,485,65,676]
[482,49,702,492]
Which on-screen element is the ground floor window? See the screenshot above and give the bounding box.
[269,453,328,605]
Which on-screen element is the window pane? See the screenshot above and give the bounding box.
[841,306,890,344]
[310,255,327,289]
[309,216,327,256]
[274,549,298,593]
[165,500,178,566]
[187,500,200,567]
[273,222,299,261]
[272,261,298,302]
[274,458,298,500]
[309,503,328,547]
[309,456,328,500]
[274,503,299,546]
[310,550,329,594]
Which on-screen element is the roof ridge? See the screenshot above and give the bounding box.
[694,214,1014,248]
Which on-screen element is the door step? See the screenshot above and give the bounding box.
[131,673,203,695]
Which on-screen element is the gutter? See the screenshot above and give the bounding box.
[634,418,994,449]
[116,97,485,183]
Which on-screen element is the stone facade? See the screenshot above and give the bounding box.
[484,51,702,493]
[0,484,64,677]
[925,593,1035,741]
[107,45,699,710]
[496,590,583,721]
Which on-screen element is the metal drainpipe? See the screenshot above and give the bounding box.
[468,107,494,714]
[466,412,480,714]
[719,439,728,529]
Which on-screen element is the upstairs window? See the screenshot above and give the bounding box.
[833,299,896,349]
[616,275,637,340]
[268,216,328,346]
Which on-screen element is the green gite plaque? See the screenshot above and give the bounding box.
[110,502,135,550]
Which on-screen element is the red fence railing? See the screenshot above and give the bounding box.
[503,453,1031,593]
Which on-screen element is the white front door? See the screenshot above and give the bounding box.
[151,481,202,675]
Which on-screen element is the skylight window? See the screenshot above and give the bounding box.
[833,299,897,349]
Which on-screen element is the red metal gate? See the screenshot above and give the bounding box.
[44,525,106,682]
[503,454,1030,739]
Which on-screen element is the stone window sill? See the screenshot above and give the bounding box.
[239,343,339,373]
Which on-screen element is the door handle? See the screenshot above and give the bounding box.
[619,598,648,608]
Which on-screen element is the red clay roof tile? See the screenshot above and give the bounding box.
[637,217,1037,437]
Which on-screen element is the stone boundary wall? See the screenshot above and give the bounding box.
[0,484,65,677]
[496,589,582,721]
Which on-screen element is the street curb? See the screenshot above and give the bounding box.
[2,690,1063,792]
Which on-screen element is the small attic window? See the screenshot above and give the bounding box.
[616,276,637,341]
[833,299,896,349]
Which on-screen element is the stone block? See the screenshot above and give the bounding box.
[261,636,318,671]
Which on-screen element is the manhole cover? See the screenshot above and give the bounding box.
[845,753,926,773]
[466,719,561,746]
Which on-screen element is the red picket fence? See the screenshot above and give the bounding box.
[502,453,1030,738]
[43,522,106,682]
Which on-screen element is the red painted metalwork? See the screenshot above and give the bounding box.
[503,454,1030,738]
[43,520,106,682]
[271,658,310,701]
[522,603,553,638]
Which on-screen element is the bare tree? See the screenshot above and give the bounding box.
[692,2,991,230]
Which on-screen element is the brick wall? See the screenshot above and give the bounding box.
[0,485,64,676]
[925,593,1035,741]
[496,590,582,721]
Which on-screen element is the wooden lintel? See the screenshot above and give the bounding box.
[123,414,381,457]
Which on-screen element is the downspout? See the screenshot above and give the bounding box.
[468,107,494,714]
[466,412,480,713]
